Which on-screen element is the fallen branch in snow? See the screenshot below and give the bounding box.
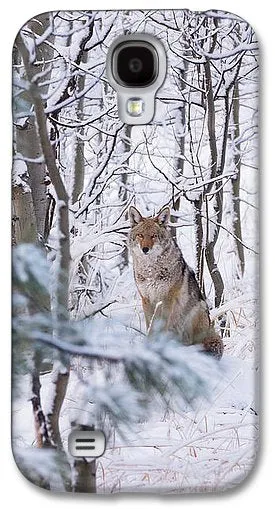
[210,295,257,321]
[74,298,117,320]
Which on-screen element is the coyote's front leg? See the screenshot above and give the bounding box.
[141,296,155,331]
[142,297,165,333]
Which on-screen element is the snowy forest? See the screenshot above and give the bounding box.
[12,10,259,493]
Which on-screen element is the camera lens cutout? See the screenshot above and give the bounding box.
[113,42,158,87]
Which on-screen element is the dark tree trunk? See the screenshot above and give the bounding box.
[232,81,245,276]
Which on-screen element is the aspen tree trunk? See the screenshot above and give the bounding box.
[14,13,54,241]
[232,81,245,276]
[171,96,185,240]
[17,32,72,491]
[12,186,37,245]
[204,58,224,308]
[72,50,87,205]
[119,124,132,269]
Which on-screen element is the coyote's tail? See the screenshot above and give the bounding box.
[202,329,224,360]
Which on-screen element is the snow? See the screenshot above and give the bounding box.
[12,349,258,492]
[12,258,259,492]
[12,8,259,494]
[12,159,29,190]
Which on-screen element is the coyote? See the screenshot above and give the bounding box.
[128,206,224,359]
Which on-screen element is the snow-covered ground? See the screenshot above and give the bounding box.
[12,265,259,493]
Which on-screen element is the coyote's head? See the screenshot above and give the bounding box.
[128,206,171,256]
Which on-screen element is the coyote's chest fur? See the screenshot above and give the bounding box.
[128,206,223,358]
[133,242,185,305]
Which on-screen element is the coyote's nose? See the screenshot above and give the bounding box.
[142,247,149,254]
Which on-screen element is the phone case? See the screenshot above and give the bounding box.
[12,9,259,493]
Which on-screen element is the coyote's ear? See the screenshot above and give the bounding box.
[156,207,170,226]
[129,206,143,226]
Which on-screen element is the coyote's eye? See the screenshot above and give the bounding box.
[151,234,157,239]
[137,233,144,239]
